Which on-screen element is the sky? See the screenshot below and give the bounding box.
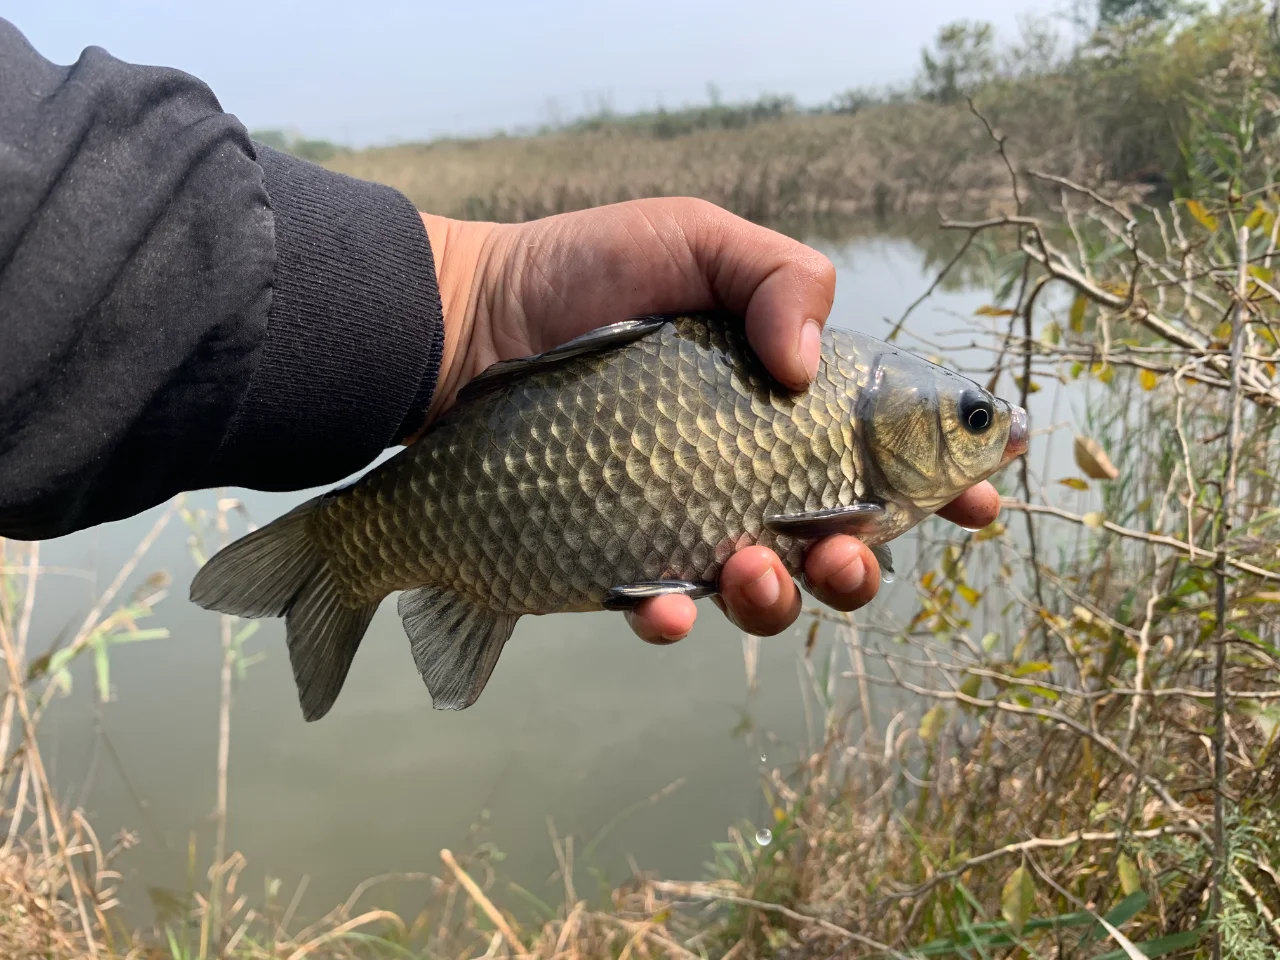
[6,0,1066,147]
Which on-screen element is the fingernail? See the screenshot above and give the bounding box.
[826,555,866,596]
[800,320,822,383]
[743,567,781,608]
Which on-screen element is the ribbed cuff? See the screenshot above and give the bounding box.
[211,144,443,490]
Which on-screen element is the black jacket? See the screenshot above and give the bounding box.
[0,17,444,540]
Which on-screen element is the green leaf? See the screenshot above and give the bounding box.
[1040,320,1061,345]
[46,647,77,677]
[1093,926,1202,960]
[1105,891,1148,930]
[1001,865,1035,935]
[959,674,983,700]
[233,621,261,645]
[112,628,169,643]
[1117,854,1141,896]
[919,706,947,745]
[981,632,1000,653]
[976,305,1017,317]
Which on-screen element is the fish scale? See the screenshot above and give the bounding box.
[314,315,869,612]
[190,311,1026,720]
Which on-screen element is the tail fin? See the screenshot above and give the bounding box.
[190,496,379,722]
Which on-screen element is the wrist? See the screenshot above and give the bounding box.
[413,213,501,436]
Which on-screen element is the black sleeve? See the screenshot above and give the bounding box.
[0,17,443,541]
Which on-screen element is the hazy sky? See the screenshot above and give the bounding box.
[7,0,1065,146]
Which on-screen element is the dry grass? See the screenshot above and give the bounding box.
[322,105,1046,225]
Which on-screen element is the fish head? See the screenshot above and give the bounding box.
[858,347,1028,514]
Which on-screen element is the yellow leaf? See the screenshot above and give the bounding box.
[973,521,1007,542]
[1092,362,1115,384]
[1012,375,1042,394]
[1213,321,1233,344]
[1082,512,1104,530]
[773,807,786,822]
[975,305,1017,317]
[1185,199,1218,232]
[1074,436,1119,480]
[957,584,982,606]
[1245,202,1269,233]
[1013,661,1053,677]
[1118,854,1142,896]
[1058,477,1090,491]
[1139,368,1158,391]
[919,705,947,745]
[1248,264,1274,282]
[1069,294,1087,333]
[1001,865,1035,935]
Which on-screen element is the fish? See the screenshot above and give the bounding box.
[190,312,1028,721]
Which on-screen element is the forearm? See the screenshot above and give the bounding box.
[0,18,443,539]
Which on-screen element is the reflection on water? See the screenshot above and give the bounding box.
[25,225,1071,924]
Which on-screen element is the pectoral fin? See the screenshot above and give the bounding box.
[763,503,886,539]
[398,586,520,710]
[603,580,717,611]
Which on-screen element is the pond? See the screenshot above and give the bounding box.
[20,222,1075,925]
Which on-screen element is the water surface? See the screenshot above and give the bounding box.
[24,226,1073,923]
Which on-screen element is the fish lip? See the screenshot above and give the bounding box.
[1002,404,1029,464]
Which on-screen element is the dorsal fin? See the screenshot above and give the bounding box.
[456,315,671,404]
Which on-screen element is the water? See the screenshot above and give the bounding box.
[21,226,1076,925]
[754,828,772,847]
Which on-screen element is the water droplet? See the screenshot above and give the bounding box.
[881,569,896,584]
[759,751,768,763]
[754,828,773,846]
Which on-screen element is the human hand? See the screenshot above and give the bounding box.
[417,199,1001,643]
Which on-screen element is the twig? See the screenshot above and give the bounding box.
[998,499,1280,581]
[883,826,1198,903]
[34,499,180,719]
[212,492,234,896]
[886,230,978,342]
[595,913,699,960]
[440,848,528,958]
[1210,225,1249,959]
[0,614,98,955]
[284,909,405,960]
[0,543,38,767]
[649,881,915,960]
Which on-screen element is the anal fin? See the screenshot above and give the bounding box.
[763,502,886,539]
[398,586,519,710]
[603,579,717,611]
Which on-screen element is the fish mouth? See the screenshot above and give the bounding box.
[1002,404,1029,464]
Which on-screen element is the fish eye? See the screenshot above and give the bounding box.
[959,391,994,434]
